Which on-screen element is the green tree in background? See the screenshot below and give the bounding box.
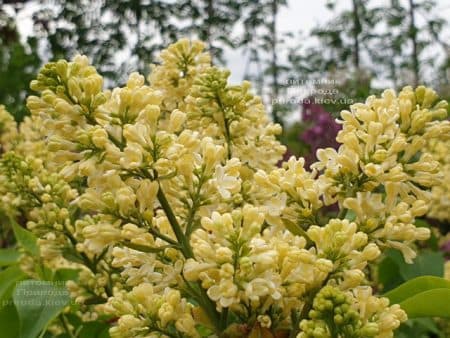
[373,0,448,90]
[0,7,40,121]
[32,0,180,82]
[1,0,449,122]
[241,0,290,126]
[18,0,250,82]
[175,0,241,64]
[288,0,382,114]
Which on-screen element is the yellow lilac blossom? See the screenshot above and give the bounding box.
[298,286,406,338]
[425,137,450,222]
[313,87,449,262]
[0,105,18,152]
[1,39,448,337]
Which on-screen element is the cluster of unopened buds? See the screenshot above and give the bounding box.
[0,39,449,338]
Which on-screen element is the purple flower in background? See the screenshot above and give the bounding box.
[441,239,450,260]
[300,98,341,168]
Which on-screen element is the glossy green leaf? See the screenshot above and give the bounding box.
[0,248,20,267]
[13,280,70,338]
[399,288,450,318]
[384,275,450,304]
[0,266,27,308]
[11,221,39,256]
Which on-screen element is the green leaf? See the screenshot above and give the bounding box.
[378,255,404,292]
[413,219,430,228]
[53,269,80,283]
[281,218,312,246]
[0,248,20,267]
[399,288,450,318]
[61,247,85,265]
[0,265,27,308]
[395,318,442,338]
[13,280,70,338]
[35,264,54,282]
[344,209,356,221]
[196,324,214,337]
[0,301,20,338]
[77,321,111,338]
[11,221,39,256]
[384,248,404,266]
[409,318,441,335]
[380,249,445,289]
[398,251,444,280]
[384,275,450,304]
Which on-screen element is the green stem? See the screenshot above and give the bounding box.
[215,94,232,159]
[154,170,221,333]
[185,169,206,237]
[221,307,229,329]
[148,227,180,246]
[123,213,179,247]
[157,184,194,259]
[59,314,75,338]
[299,294,313,323]
[289,310,301,338]
[183,280,222,332]
[296,226,314,248]
[63,224,97,273]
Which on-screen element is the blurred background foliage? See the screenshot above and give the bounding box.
[1,1,449,122]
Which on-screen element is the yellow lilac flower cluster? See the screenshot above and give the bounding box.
[104,283,198,338]
[0,153,115,312]
[298,286,406,338]
[0,107,49,227]
[425,136,450,222]
[0,39,448,337]
[0,105,18,153]
[313,87,449,263]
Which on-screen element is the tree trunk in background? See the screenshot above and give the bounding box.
[270,0,282,126]
[132,0,142,73]
[408,0,419,87]
[352,0,361,71]
[206,0,214,63]
[390,57,398,89]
